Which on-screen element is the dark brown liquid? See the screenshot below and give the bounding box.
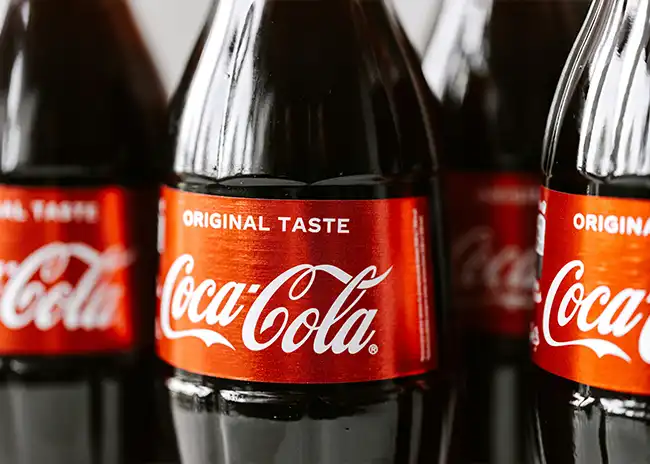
[0,0,169,463]
[428,1,589,463]
[533,1,650,462]
[164,1,452,463]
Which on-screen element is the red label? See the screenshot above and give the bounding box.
[532,187,650,395]
[447,172,539,337]
[0,186,138,355]
[156,186,437,384]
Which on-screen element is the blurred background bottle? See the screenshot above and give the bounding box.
[0,0,168,463]
[420,1,590,463]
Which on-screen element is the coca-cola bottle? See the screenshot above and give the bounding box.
[156,0,452,463]
[0,1,168,463]
[531,0,650,462]
[421,1,589,463]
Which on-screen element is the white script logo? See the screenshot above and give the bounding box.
[159,254,393,354]
[453,227,536,309]
[0,243,134,331]
[542,260,650,363]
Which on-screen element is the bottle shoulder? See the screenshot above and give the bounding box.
[168,0,440,186]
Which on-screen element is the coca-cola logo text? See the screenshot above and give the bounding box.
[542,259,650,363]
[0,243,134,332]
[159,254,393,354]
[452,227,535,310]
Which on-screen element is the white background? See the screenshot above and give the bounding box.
[0,0,442,94]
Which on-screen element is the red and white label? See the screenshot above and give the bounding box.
[0,186,139,355]
[532,187,650,395]
[447,172,539,337]
[156,186,438,384]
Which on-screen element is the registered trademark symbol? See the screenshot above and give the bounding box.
[369,344,379,355]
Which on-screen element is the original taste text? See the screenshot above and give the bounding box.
[183,210,350,234]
